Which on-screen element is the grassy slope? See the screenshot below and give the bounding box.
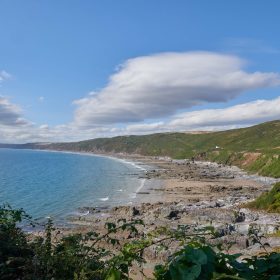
[1,120,279,177]
[248,182,280,213]
[46,120,280,177]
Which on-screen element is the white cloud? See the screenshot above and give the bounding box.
[106,97,280,136]
[0,96,29,126]
[0,72,27,126]
[38,96,45,102]
[39,124,49,129]
[125,122,165,134]
[95,96,280,136]
[0,70,11,82]
[1,96,280,144]
[73,51,280,127]
[1,54,280,144]
[167,96,280,130]
[0,123,113,144]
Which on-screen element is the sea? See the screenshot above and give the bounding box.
[0,148,147,224]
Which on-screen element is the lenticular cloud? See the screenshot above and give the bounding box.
[73,51,280,127]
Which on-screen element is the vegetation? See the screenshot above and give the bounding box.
[246,154,280,178]
[247,182,280,213]
[48,120,280,155]
[2,204,280,279]
[0,120,280,177]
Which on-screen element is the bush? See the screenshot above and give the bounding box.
[1,205,280,279]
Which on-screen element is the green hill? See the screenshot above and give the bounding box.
[42,120,280,177]
[1,120,280,177]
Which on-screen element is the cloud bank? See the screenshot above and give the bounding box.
[0,52,280,143]
[2,96,280,143]
[73,52,280,127]
[167,96,280,130]
[121,97,280,134]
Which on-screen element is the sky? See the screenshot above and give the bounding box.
[0,0,280,143]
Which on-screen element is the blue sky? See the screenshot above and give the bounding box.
[0,0,280,143]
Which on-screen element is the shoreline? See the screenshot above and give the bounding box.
[2,147,155,206]
[16,149,280,278]
[27,149,166,218]
[4,148,280,239]
[4,147,280,210]
[64,155,280,259]
[0,148,161,229]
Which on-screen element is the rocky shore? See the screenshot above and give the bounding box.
[63,156,280,278]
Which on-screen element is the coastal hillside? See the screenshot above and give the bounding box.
[1,120,280,177]
[45,120,280,177]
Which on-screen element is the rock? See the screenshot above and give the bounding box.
[215,224,235,237]
[232,186,243,191]
[235,224,250,235]
[239,208,259,222]
[132,207,140,216]
[209,185,226,192]
[166,210,180,220]
[234,212,246,223]
[248,243,262,251]
[231,236,250,249]
[215,200,225,207]
[207,201,218,208]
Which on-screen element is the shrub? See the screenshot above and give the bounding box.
[1,205,280,279]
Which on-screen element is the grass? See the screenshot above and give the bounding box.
[1,120,280,178]
[58,120,280,178]
[247,154,280,178]
[247,182,280,213]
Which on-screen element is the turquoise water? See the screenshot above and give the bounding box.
[0,149,145,222]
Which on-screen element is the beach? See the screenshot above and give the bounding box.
[50,154,280,278]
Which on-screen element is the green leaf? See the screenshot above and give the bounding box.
[106,269,121,280]
[186,249,207,265]
[269,276,280,280]
[170,263,201,280]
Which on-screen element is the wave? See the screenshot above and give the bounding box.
[130,178,146,199]
[99,197,109,201]
[79,210,89,216]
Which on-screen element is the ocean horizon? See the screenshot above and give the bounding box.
[0,148,146,223]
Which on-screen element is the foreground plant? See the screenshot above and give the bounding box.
[1,204,280,280]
